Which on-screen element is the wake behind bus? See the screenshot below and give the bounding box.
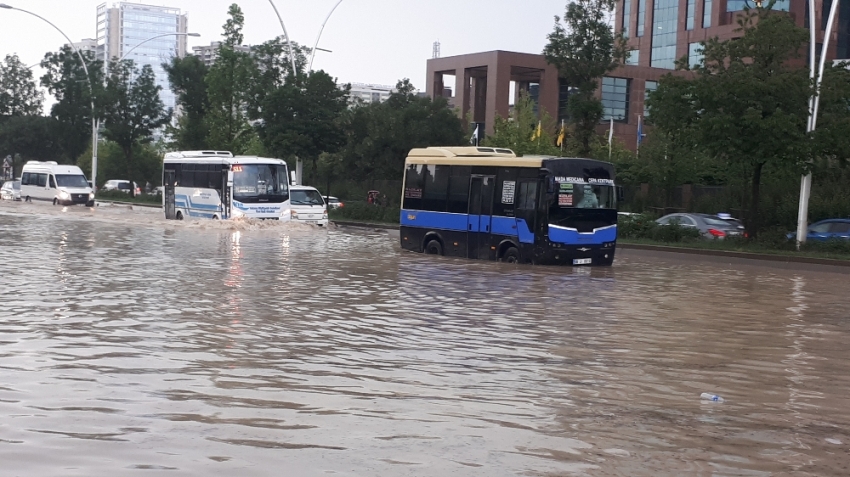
[162,151,291,220]
[399,147,620,266]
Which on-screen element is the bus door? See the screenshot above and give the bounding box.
[164,169,176,220]
[467,175,496,260]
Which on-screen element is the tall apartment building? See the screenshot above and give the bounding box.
[191,42,252,67]
[609,0,842,148]
[96,2,189,112]
[69,39,98,56]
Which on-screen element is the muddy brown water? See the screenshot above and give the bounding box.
[1,201,849,476]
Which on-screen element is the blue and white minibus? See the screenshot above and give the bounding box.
[399,147,620,266]
[163,151,292,220]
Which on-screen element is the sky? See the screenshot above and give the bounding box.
[0,0,570,111]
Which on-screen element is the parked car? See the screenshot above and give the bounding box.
[786,219,850,242]
[0,180,21,201]
[656,213,745,239]
[323,196,344,209]
[288,185,328,226]
[102,180,140,195]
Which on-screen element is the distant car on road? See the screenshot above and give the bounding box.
[656,213,744,239]
[102,180,140,195]
[289,185,328,226]
[787,219,850,242]
[323,196,343,209]
[1,180,21,201]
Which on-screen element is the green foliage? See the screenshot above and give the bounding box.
[0,54,44,116]
[77,140,162,188]
[205,3,256,153]
[543,0,626,155]
[100,60,169,196]
[163,55,209,150]
[336,79,466,181]
[96,189,161,204]
[0,115,64,163]
[648,7,811,235]
[483,91,562,156]
[328,201,400,224]
[39,46,104,162]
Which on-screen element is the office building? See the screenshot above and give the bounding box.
[69,39,98,56]
[348,83,396,103]
[96,2,189,112]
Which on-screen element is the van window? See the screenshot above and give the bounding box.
[36,174,48,187]
[21,172,30,185]
[49,175,57,188]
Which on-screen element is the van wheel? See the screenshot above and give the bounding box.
[212,215,219,220]
[175,211,184,221]
[424,239,443,256]
[25,196,30,203]
[53,198,58,206]
[501,247,520,264]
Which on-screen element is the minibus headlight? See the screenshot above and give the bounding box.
[59,190,70,199]
[89,192,95,199]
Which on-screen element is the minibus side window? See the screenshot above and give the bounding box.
[49,175,57,188]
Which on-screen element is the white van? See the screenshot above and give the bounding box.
[289,185,328,226]
[20,161,95,206]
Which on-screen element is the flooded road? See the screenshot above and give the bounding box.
[1,201,849,476]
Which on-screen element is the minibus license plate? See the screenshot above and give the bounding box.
[573,258,592,265]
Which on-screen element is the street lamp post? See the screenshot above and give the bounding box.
[308,0,345,72]
[0,3,98,190]
[267,0,301,184]
[796,0,840,247]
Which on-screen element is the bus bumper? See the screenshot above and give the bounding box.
[536,244,616,266]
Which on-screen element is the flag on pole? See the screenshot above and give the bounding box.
[470,124,479,145]
[636,115,645,150]
[608,117,614,159]
[556,120,566,148]
[531,121,542,141]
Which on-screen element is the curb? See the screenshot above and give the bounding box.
[96,200,161,209]
[618,243,850,268]
[330,220,850,267]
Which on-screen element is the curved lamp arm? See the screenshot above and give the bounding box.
[120,32,200,62]
[309,0,345,72]
[267,0,298,75]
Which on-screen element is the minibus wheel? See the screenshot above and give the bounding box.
[175,211,184,220]
[424,239,443,256]
[501,247,520,264]
[53,198,58,206]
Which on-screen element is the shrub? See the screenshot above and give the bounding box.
[96,189,161,204]
[329,201,399,224]
[618,213,701,242]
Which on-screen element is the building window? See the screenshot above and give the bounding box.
[703,0,713,28]
[686,0,695,30]
[727,0,788,11]
[644,80,657,117]
[651,0,679,69]
[626,49,640,65]
[688,43,704,68]
[602,77,629,122]
[622,0,631,37]
[637,0,647,36]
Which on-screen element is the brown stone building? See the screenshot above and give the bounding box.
[426,0,847,151]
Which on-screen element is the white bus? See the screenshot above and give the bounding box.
[162,151,292,220]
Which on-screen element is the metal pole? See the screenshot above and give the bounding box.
[267,0,297,75]
[797,0,839,248]
[0,4,98,190]
[308,0,344,72]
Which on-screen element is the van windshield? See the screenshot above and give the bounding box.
[291,189,324,205]
[56,175,89,188]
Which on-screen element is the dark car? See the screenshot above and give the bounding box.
[656,213,745,239]
[787,219,850,242]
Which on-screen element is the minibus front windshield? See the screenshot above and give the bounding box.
[232,164,289,203]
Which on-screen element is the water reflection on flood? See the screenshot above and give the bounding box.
[0,203,849,476]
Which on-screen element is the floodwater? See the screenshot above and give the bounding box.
[1,200,849,477]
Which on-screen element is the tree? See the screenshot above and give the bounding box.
[40,46,103,163]
[647,7,810,236]
[0,54,44,116]
[483,90,561,156]
[206,4,255,152]
[337,79,466,181]
[100,60,170,196]
[0,116,64,172]
[252,70,350,182]
[543,0,626,155]
[163,55,209,150]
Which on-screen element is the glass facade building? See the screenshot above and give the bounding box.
[651,0,679,69]
[602,77,630,121]
[97,2,188,113]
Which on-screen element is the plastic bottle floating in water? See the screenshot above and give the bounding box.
[700,393,725,403]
